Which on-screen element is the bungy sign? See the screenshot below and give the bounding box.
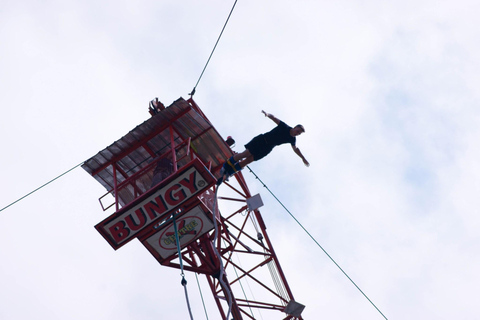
[95,161,214,250]
[142,205,214,261]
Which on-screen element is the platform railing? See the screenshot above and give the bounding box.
[98,137,193,212]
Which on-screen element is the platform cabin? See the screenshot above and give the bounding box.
[81,97,231,257]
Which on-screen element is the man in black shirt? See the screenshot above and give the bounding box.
[220,110,309,179]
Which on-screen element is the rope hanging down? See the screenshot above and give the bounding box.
[172,211,195,320]
[195,273,210,320]
[190,0,238,96]
[246,166,389,320]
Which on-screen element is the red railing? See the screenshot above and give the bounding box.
[98,137,192,212]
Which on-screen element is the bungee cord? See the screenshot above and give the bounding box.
[211,186,234,320]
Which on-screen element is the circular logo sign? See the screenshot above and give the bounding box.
[158,216,204,250]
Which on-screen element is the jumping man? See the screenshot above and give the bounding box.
[220,110,309,181]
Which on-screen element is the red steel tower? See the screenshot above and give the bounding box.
[82,97,305,319]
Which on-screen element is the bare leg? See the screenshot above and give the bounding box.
[238,155,254,169]
[233,149,252,163]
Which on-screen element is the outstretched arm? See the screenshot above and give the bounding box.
[292,145,310,167]
[262,110,281,125]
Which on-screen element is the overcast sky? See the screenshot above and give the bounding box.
[1,0,480,319]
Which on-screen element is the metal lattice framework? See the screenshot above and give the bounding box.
[82,97,305,319]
